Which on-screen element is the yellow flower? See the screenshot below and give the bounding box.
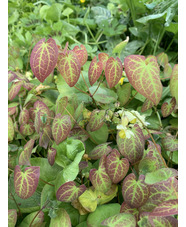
[80,0,85,3]
[119,77,125,85]
[117,116,134,139]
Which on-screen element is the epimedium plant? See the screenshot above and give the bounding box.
[8,38,178,227]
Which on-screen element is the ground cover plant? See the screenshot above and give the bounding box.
[8,0,178,226]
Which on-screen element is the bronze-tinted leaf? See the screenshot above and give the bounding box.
[88,56,103,86]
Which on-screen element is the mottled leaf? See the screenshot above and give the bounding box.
[20,122,35,136]
[122,174,150,208]
[14,165,40,199]
[56,181,86,202]
[8,209,17,227]
[89,155,112,193]
[57,50,81,87]
[8,81,23,101]
[48,148,57,166]
[56,96,68,115]
[19,109,30,125]
[157,52,168,67]
[145,168,178,185]
[88,56,103,86]
[19,139,35,166]
[8,70,18,83]
[8,102,19,116]
[49,208,71,227]
[8,115,14,142]
[88,143,112,160]
[19,211,44,227]
[170,64,178,104]
[30,38,58,82]
[120,202,139,219]
[22,82,35,91]
[162,135,178,152]
[52,114,71,145]
[101,213,136,227]
[73,44,88,66]
[161,97,176,117]
[105,57,123,88]
[150,199,178,217]
[117,124,145,164]
[39,125,52,149]
[117,83,131,106]
[98,52,109,70]
[106,149,129,184]
[124,55,162,105]
[88,109,105,132]
[138,157,159,175]
[141,98,154,112]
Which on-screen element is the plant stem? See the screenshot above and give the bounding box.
[92,78,103,97]
[39,178,54,187]
[74,86,90,95]
[153,107,163,129]
[165,35,175,52]
[10,193,22,217]
[124,91,138,107]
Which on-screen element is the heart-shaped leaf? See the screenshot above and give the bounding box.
[98,53,109,70]
[39,125,52,149]
[88,56,103,86]
[88,143,112,160]
[52,114,71,145]
[117,124,145,164]
[106,149,129,184]
[56,96,68,115]
[105,57,123,88]
[56,181,86,202]
[145,168,178,185]
[19,211,44,227]
[170,64,178,104]
[89,155,112,193]
[8,115,14,142]
[120,202,139,219]
[47,147,57,166]
[57,50,81,87]
[14,165,40,199]
[8,209,17,227]
[124,55,162,105]
[161,135,178,151]
[73,44,88,66]
[87,109,105,132]
[49,208,71,227]
[156,52,168,67]
[101,213,136,227]
[138,216,178,227]
[161,97,176,117]
[150,199,178,217]
[30,38,58,82]
[117,83,131,106]
[20,122,35,136]
[8,81,23,101]
[19,109,30,125]
[141,98,154,112]
[19,139,35,166]
[122,174,150,208]
[8,102,19,116]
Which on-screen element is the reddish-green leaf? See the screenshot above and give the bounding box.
[150,200,178,217]
[161,97,176,117]
[138,157,159,175]
[162,135,178,151]
[20,122,35,136]
[48,148,57,166]
[73,44,88,66]
[122,174,150,208]
[8,115,14,142]
[39,125,52,149]
[120,202,139,219]
[170,64,178,104]
[106,149,129,184]
[14,165,40,199]
[141,98,154,112]
[52,114,71,145]
[8,209,17,227]
[89,155,112,193]
[156,52,168,67]
[56,181,86,202]
[8,102,19,116]
[88,56,103,86]
[49,208,71,227]
[8,70,18,83]
[8,81,23,101]
[101,213,136,227]
[56,96,68,115]
[164,63,172,78]
[98,53,109,70]
[117,124,145,164]
[22,82,35,91]
[88,143,112,160]
[117,83,131,106]
[124,55,162,105]
[57,50,81,87]
[30,38,58,83]
[87,109,105,132]
[19,139,35,166]
[105,57,123,88]
[29,107,36,121]
[19,109,30,125]
[19,211,44,226]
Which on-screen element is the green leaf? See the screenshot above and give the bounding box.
[87,203,120,227]
[136,12,167,24]
[78,189,98,212]
[87,123,109,144]
[46,3,62,22]
[49,208,71,227]
[8,115,14,142]
[62,7,74,17]
[157,52,168,67]
[112,37,129,55]
[124,55,162,105]
[19,211,44,227]
[56,96,68,115]
[8,10,19,25]
[170,64,178,104]
[91,6,112,24]
[8,209,17,227]
[145,168,178,184]
[117,83,131,106]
